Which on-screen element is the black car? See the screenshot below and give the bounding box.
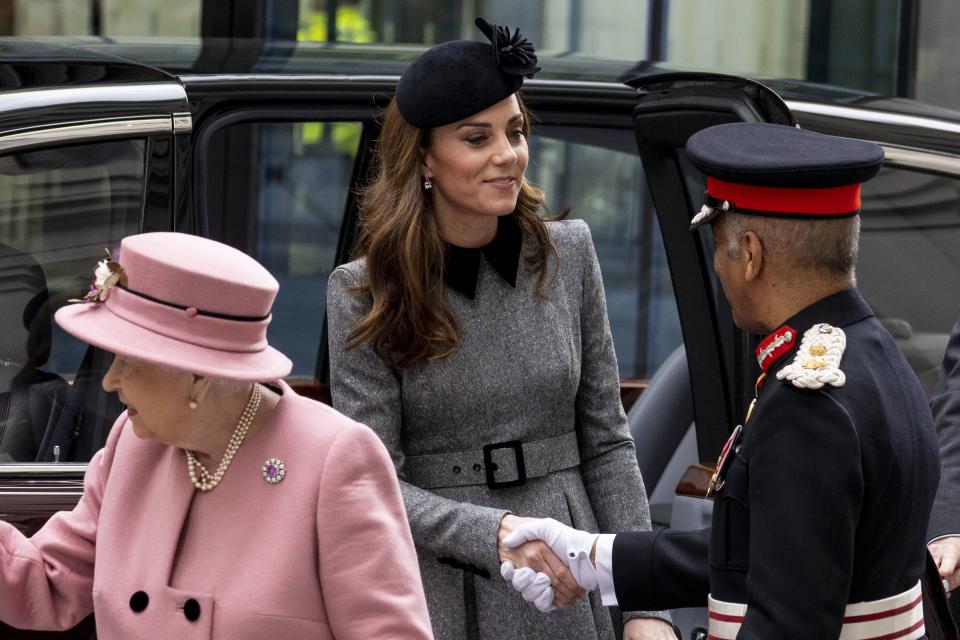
[0,37,958,638]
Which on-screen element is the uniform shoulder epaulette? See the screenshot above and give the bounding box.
[776,323,846,390]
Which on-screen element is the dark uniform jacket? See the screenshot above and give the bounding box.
[610,288,940,639]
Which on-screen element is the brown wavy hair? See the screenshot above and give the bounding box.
[348,94,561,367]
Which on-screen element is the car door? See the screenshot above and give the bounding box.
[183,73,386,395]
[628,73,960,500]
[626,71,795,469]
[621,72,797,638]
[0,48,191,638]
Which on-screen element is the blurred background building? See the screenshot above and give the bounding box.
[2,0,957,109]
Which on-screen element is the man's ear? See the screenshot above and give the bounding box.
[741,230,764,283]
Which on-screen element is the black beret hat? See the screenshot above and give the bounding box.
[395,17,540,129]
[686,122,884,227]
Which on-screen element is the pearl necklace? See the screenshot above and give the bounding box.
[185,383,261,492]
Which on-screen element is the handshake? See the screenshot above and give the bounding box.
[497,515,606,612]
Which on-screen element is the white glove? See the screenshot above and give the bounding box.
[500,561,556,612]
[502,517,600,591]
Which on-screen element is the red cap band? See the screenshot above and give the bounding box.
[707,177,861,216]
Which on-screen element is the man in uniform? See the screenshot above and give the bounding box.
[501,122,940,639]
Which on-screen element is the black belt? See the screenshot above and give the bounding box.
[404,432,580,490]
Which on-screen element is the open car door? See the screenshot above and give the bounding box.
[624,72,794,639]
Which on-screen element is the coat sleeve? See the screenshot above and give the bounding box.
[929,315,960,539]
[611,527,712,610]
[739,388,863,638]
[0,413,123,630]
[316,423,434,639]
[326,265,509,577]
[570,221,671,624]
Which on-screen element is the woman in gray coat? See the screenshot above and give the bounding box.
[327,18,674,640]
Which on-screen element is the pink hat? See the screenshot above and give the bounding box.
[54,232,292,381]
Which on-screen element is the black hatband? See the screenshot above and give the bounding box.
[117,285,269,322]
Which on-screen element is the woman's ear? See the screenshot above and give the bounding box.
[191,375,213,406]
[421,148,434,180]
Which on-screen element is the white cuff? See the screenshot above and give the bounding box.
[595,534,618,606]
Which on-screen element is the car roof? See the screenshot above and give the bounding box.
[2,36,960,125]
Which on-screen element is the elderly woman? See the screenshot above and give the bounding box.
[0,232,433,639]
[326,17,674,640]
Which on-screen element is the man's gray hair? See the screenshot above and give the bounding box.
[722,212,860,282]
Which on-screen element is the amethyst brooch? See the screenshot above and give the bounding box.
[262,458,286,484]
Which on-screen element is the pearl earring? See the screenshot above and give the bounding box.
[424,177,433,190]
[189,400,198,410]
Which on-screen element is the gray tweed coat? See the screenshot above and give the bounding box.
[327,219,668,639]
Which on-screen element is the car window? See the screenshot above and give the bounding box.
[858,165,960,393]
[528,125,683,378]
[0,138,145,463]
[203,120,364,378]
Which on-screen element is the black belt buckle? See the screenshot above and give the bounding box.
[483,440,526,489]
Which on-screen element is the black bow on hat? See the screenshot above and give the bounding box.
[395,17,540,129]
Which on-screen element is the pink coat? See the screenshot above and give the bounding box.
[0,382,434,639]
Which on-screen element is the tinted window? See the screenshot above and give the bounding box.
[0,138,145,463]
[204,120,363,378]
[528,125,683,378]
[858,165,960,392]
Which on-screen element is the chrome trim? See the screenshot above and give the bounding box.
[787,100,960,136]
[882,146,960,177]
[0,82,188,114]
[179,73,400,84]
[0,464,86,474]
[173,112,193,134]
[0,492,84,497]
[513,78,633,92]
[0,117,172,154]
[177,74,633,93]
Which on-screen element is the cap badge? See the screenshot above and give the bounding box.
[776,323,846,389]
[262,458,286,484]
[690,205,714,227]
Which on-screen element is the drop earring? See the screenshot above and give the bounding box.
[189,400,198,410]
[424,177,433,190]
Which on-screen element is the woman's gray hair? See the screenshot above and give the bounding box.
[149,360,252,395]
[205,377,254,394]
[722,212,860,282]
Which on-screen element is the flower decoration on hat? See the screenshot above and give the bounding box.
[70,248,127,303]
[475,17,540,78]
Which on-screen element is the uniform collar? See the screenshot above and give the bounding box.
[444,215,522,299]
[755,288,874,375]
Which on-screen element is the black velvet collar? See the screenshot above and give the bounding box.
[444,215,522,299]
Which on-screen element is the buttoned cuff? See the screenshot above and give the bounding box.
[595,534,618,606]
